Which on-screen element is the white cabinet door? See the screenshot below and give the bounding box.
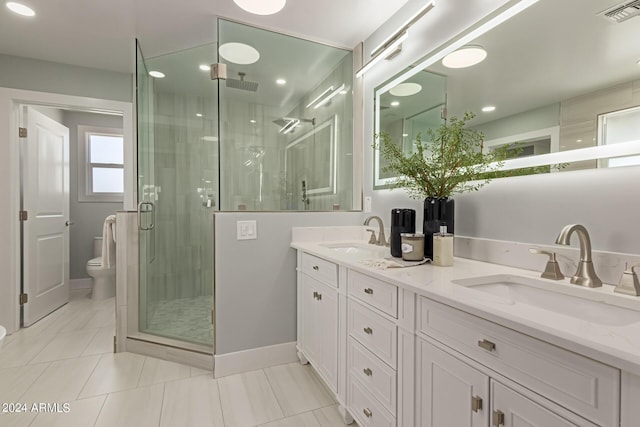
[491,381,579,427]
[299,273,338,393]
[417,339,489,427]
[316,279,338,392]
[300,275,319,365]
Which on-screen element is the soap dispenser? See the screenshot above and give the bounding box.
[432,225,453,266]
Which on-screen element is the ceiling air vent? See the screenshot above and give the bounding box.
[602,0,640,23]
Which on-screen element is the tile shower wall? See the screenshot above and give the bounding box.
[146,92,217,303]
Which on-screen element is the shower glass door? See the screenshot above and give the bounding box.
[137,41,218,348]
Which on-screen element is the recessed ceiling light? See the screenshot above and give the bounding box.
[276,78,286,85]
[149,71,165,78]
[196,113,203,117]
[233,0,286,15]
[250,119,257,124]
[390,83,422,97]
[199,64,211,71]
[482,106,496,113]
[576,139,582,143]
[219,42,260,65]
[390,101,400,107]
[402,133,409,137]
[442,45,487,69]
[6,2,35,17]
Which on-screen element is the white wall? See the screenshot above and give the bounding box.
[214,212,363,355]
[64,111,124,279]
[363,0,640,256]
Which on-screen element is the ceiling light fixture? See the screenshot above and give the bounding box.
[276,78,286,85]
[313,84,346,109]
[199,64,211,71]
[250,119,257,124]
[219,42,260,65]
[196,113,203,117]
[443,45,488,68]
[149,71,165,78]
[356,0,435,78]
[390,82,422,96]
[6,2,35,17]
[233,0,286,15]
[482,106,496,112]
[390,101,400,107]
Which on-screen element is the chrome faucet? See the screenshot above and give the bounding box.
[555,224,602,288]
[364,215,387,246]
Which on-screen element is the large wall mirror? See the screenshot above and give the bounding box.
[374,0,640,187]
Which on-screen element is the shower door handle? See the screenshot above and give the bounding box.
[137,201,155,231]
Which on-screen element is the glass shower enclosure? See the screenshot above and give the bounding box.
[136,19,353,350]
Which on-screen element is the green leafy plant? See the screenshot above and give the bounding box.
[377,112,509,199]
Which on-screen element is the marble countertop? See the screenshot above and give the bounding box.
[291,237,640,376]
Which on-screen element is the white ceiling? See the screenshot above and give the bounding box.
[0,0,409,73]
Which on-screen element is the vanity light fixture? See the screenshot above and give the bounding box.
[313,84,346,109]
[149,71,165,78]
[276,78,287,85]
[219,42,260,65]
[443,45,487,68]
[356,0,436,78]
[482,105,496,112]
[6,1,35,16]
[233,0,285,15]
[199,64,211,72]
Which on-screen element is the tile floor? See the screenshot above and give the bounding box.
[0,289,352,427]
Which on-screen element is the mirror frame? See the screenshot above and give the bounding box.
[373,0,640,187]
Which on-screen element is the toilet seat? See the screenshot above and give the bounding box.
[87,257,102,267]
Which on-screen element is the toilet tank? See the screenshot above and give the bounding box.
[93,237,103,258]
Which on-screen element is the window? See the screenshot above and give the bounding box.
[78,126,124,202]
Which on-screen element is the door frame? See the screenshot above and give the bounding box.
[0,88,134,334]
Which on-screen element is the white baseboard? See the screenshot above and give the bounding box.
[70,278,92,290]
[214,341,298,378]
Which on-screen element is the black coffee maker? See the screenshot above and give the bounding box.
[390,209,416,258]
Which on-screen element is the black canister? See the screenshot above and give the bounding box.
[390,209,416,258]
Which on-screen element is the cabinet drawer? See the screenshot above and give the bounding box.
[418,297,620,427]
[349,376,395,427]
[349,300,397,368]
[349,338,397,415]
[300,252,338,287]
[349,270,398,318]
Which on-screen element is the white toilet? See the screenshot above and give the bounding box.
[87,216,116,300]
[0,325,6,350]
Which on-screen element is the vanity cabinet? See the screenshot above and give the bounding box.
[294,246,630,427]
[297,253,339,392]
[417,339,593,427]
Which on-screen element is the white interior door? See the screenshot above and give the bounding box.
[22,106,70,326]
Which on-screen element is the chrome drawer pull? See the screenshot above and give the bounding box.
[363,367,373,376]
[363,408,373,418]
[478,339,496,352]
[363,327,373,335]
[364,288,374,294]
[312,265,319,271]
[471,395,483,412]
[493,410,505,427]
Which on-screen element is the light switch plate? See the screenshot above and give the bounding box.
[364,196,372,213]
[237,220,257,240]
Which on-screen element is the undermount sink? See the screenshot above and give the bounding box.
[453,275,640,327]
[319,242,389,260]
